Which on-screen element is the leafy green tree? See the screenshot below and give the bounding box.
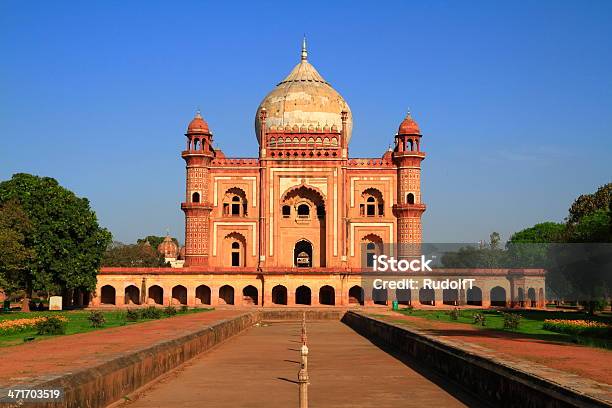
[102,241,168,267]
[567,209,611,243]
[0,200,34,295]
[567,183,612,224]
[441,232,506,268]
[508,222,566,244]
[489,232,501,250]
[0,174,112,299]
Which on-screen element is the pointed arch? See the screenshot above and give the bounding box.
[222,187,248,216]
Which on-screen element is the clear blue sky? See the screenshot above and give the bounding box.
[1,1,611,244]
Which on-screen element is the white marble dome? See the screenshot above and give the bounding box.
[255,40,352,143]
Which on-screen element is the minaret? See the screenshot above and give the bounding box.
[392,111,426,256]
[181,111,214,267]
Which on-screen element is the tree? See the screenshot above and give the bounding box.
[508,222,566,244]
[441,232,506,268]
[102,241,168,267]
[0,174,112,300]
[0,200,34,295]
[567,183,612,224]
[489,232,501,250]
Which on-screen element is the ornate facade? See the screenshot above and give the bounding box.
[94,42,545,308]
[181,40,424,271]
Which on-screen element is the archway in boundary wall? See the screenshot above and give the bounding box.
[419,288,435,306]
[243,285,258,305]
[101,285,116,305]
[396,288,411,305]
[372,288,388,305]
[196,285,211,305]
[443,289,458,306]
[349,286,364,305]
[295,286,311,305]
[528,288,537,307]
[490,286,507,307]
[467,287,482,306]
[272,285,288,305]
[125,285,140,305]
[219,285,234,305]
[319,285,335,306]
[172,285,187,305]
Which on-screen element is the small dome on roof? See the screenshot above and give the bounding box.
[398,112,420,135]
[187,111,210,134]
[157,235,179,258]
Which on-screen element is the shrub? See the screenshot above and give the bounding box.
[473,313,486,326]
[180,305,188,313]
[164,306,177,316]
[543,319,611,338]
[87,311,106,328]
[35,316,67,335]
[141,306,162,319]
[126,309,140,321]
[448,308,460,321]
[502,312,521,330]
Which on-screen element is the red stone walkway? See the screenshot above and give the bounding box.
[0,309,242,386]
[121,321,480,408]
[374,311,612,385]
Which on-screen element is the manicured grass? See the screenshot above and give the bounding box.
[387,308,612,350]
[0,308,213,347]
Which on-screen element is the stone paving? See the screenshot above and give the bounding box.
[121,320,483,408]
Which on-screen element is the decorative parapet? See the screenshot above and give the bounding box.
[210,158,260,167]
[348,158,395,167]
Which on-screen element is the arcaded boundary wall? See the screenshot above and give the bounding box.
[1,312,261,408]
[342,311,611,408]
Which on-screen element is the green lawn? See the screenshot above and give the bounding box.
[386,308,612,350]
[0,308,213,347]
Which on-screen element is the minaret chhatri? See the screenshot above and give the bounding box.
[181,110,214,266]
[393,111,426,256]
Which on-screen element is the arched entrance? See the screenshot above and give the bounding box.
[490,286,507,307]
[443,289,458,306]
[100,285,115,305]
[466,287,482,306]
[396,288,411,305]
[272,285,288,305]
[172,285,187,305]
[372,288,388,305]
[528,288,537,307]
[148,285,163,305]
[196,285,211,305]
[349,286,364,305]
[243,285,258,305]
[124,285,140,305]
[219,285,234,305]
[319,285,335,306]
[294,240,313,267]
[295,286,311,305]
[419,288,435,306]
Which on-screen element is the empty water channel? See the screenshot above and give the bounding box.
[120,319,484,408]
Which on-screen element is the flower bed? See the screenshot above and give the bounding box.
[543,319,611,338]
[0,316,68,334]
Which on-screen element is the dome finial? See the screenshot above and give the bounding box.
[195,107,202,119]
[301,35,308,61]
